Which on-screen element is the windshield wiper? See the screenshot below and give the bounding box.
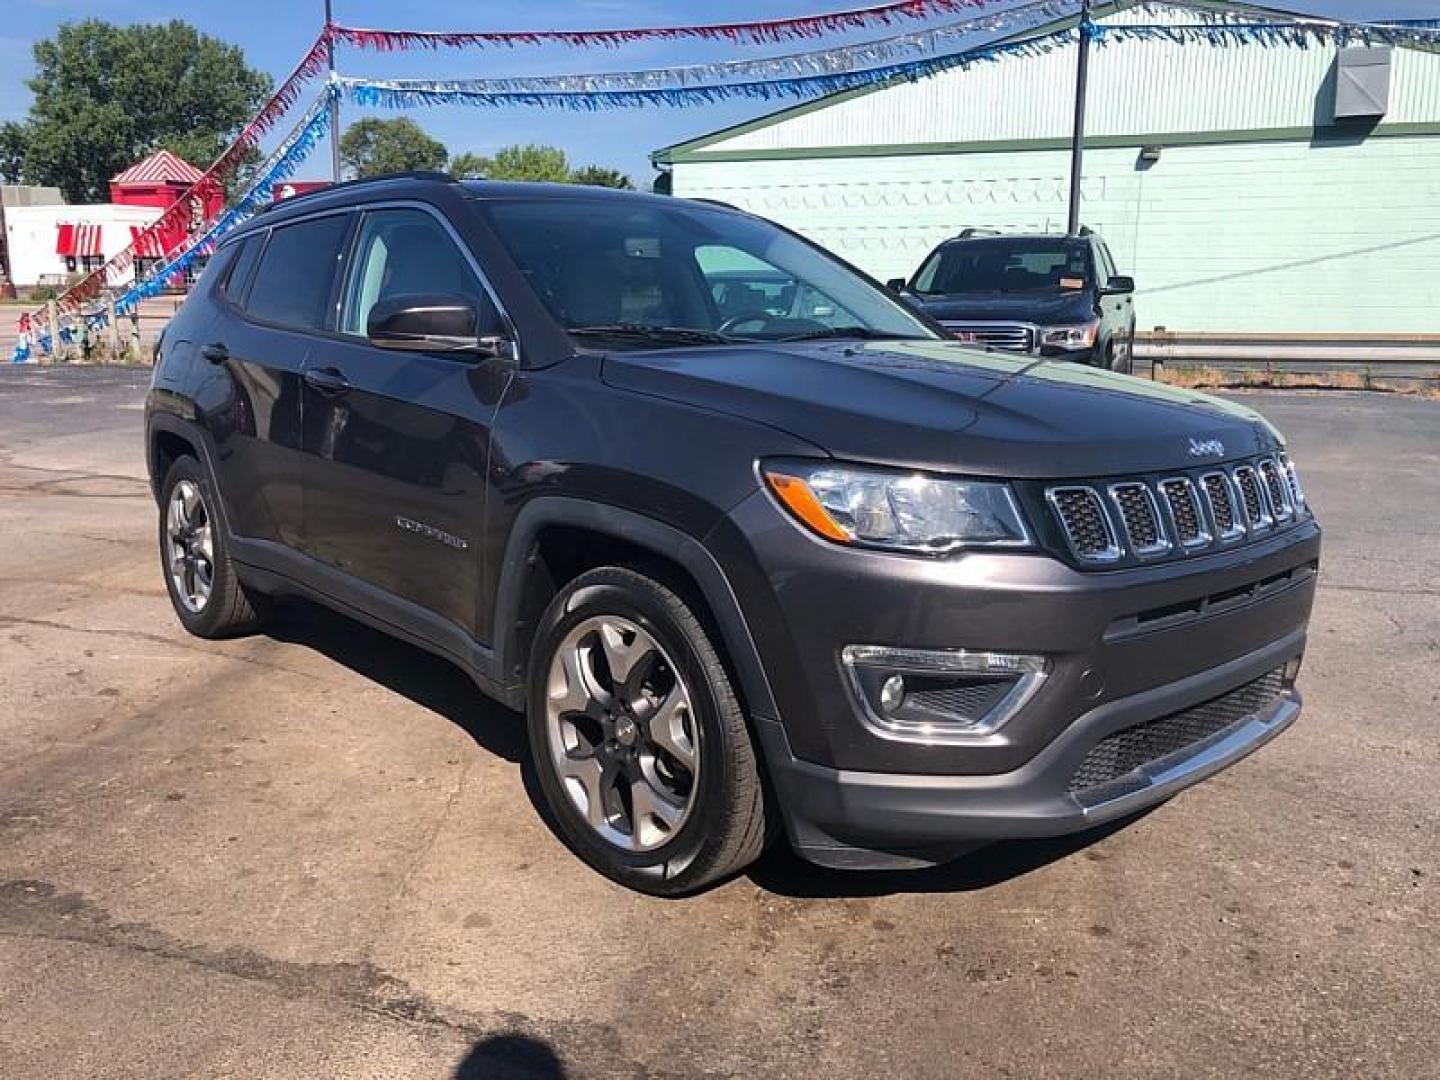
[775,326,924,342]
[569,324,742,346]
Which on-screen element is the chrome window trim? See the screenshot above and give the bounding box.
[1158,476,1212,550]
[1199,471,1247,543]
[1107,481,1172,557]
[336,199,522,359]
[1046,485,1123,563]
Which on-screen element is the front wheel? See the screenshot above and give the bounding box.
[527,567,770,895]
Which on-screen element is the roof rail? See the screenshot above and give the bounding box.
[954,227,1002,239]
[256,170,457,214]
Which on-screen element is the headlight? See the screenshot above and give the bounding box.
[1039,321,1099,351]
[762,460,1030,554]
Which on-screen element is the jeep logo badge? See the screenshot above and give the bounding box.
[1188,438,1226,459]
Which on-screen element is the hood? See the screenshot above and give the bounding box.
[907,291,1095,324]
[600,339,1279,479]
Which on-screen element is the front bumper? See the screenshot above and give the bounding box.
[754,630,1303,868]
[706,487,1319,867]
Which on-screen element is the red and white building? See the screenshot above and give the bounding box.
[2,150,218,289]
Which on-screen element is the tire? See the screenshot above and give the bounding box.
[1110,326,1136,375]
[158,455,268,639]
[526,566,770,895]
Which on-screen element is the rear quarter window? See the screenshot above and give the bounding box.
[244,213,353,332]
[218,235,265,307]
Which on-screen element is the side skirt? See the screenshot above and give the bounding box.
[231,537,523,711]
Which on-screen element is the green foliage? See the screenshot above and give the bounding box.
[486,144,571,184]
[339,118,448,179]
[446,151,491,179]
[0,123,27,183]
[12,20,272,202]
[569,165,634,190]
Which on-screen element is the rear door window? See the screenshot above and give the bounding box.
[218,235,264,307]
[245,213,353,332]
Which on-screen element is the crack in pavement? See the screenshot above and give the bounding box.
[0,615,324,682]
[0,879,674,1079]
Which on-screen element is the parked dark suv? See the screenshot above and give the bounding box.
[146,175,1318,895]
[889,229,1136,372]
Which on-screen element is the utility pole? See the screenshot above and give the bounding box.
[325,0,342,182]
[1066,0,1092,236]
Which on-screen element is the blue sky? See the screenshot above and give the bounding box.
[3,0,1436,185]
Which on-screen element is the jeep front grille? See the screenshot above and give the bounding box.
[1069,669,1287,796]
[1044,454,1307,566]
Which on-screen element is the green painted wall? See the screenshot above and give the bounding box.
[672,132,1440,334]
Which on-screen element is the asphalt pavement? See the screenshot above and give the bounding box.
[0,368,1435,1078]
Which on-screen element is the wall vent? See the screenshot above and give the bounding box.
[1333,46,1391,121]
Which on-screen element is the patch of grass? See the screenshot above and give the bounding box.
[1155,364,1439,399]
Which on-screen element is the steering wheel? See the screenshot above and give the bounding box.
[718,310,780,335]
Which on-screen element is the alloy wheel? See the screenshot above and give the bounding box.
[545,615,699,852]
[165,479,214,613]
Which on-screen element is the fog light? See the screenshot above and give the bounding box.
[879,674,906,713]
[841,645,1048,744]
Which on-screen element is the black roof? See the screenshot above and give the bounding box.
[228,172,695,243]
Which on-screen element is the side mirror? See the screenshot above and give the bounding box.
[367,293,513,358]
[1102,275,1135,295]
[885,278,908,292]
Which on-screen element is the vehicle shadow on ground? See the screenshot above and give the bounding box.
[262,599,529,764]
[745,811,1151,900]
[454,1034,568,1079]
[260,598,1151,902]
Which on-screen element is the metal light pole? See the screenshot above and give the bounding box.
[1065,0,1092,236]
[325,0,343,182]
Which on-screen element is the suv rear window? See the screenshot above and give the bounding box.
[218,235,263,306]
[245,214,352,331]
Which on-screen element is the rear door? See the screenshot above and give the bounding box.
[298,204,514,638]
[200,214,351,547]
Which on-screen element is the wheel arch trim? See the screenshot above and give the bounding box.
[493,497,780,725]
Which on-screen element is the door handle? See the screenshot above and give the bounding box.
[200,342,229,364]
[304,366,351,395]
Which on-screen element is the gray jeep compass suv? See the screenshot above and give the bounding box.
[146,174,1319,895]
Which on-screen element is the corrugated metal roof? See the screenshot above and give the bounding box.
[111,150,205,186]
[674,7,1440,157]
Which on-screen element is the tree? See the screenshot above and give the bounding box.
[486,144,570,184]
[339,118,448,180]
[570,165,634,190]
[447,151,491,179]
[14,20,272,202]
[0,123,26,183]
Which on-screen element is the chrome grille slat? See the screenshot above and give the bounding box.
[1232,465,1272,531]
[1257,457,1294,521]
[1047,486,1121,562]
[1200,472,1245,541]
[1108,482,1170,556]
[1159,477,1211,549]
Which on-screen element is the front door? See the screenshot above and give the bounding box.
[299,205,513,639]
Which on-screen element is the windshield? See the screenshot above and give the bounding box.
[911,238,1092,296]
[477,196,936,347]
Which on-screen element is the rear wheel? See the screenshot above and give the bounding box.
[158,455,268,639]
[527,566,769,895]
